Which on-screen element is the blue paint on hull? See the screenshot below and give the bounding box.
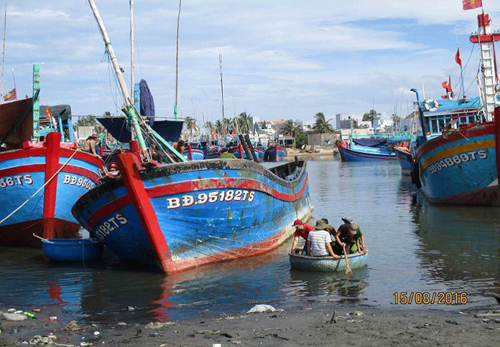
[417,128,499,205]
[338,145,396,162]
[73,159,313,272]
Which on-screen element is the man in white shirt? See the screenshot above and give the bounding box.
[307,220,341,258]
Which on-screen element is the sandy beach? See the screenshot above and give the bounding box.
[2,303,499,346]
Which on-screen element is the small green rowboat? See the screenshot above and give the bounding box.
[289,251,368,272]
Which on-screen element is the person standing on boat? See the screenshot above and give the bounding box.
[334,216,355,255]
[307,220,340,258]
[289,219,314,254]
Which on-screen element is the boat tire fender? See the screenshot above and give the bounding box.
[423,99,439,112]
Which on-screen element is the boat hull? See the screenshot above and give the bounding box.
[338,145,396,162]
[394,147,413,175]
[0,132,103,247]
[264,146,287,162]
[41,238,104,262]
[416,122,500,205]
[289,252,368,272]
[73,154,313,274]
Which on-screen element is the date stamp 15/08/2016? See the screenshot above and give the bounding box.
[393,292,468,305]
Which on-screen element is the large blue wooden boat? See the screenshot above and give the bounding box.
[0,65,103,248]
[73,1,313,274]
[411,12,500,206]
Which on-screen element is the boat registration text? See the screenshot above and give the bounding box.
[167,190,255,209]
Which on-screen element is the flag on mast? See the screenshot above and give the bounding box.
[455,48,462,67]
[3,87,16,101]
[462,0,482,11]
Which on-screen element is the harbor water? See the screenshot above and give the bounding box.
[1,158,499,323]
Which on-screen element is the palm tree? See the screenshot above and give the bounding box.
[183,117,200,141]
[313,112,334,134]
[282,120,301,137]
[362,109,379,126]
[215,120,223,136]
[204,121,215,139]
[237,112,252,134]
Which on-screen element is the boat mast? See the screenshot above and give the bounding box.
[1,7,6,98]
[130,0,134,100]
[87,0,147,151]
[219,53,225,136]
[174,0,181,120]
[470,13,500,121]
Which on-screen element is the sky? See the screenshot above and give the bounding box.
[2,0,500,126]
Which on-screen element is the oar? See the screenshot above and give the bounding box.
[343,245,353,275]
[32,233,50,242]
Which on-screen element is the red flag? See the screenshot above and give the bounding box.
[45,107,52,119]
[3,87,17,101]
[455,48,462,67]
[463,0,482,11]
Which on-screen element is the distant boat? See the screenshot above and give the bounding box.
[411,12,500,205]
[264,145,287,162]
[289,251,368,272]
[183,145,204,161]
[394,146,412,175]
[0,66,104,248]
[337,138,396,162]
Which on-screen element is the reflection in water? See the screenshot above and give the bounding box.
[409,189,500,298]
[1,160,499,322]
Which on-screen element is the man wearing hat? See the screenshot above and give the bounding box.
[307,220,340,258]
[333,216,354,255]
[289,219,314,254]
[82,133,101,157]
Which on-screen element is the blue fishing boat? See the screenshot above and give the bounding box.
[41,238,103,262]
[0,65,104,248]
[183,145,204,161]
[289,251,368,272]
[264,145,287,162]
[411,12,500,205]
[337,138,396,162]
[394,146,412,175]
[73,1,314,274]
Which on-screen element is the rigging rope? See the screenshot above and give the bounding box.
[0,148,80,225]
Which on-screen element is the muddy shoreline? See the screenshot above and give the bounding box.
[2,304,499,346]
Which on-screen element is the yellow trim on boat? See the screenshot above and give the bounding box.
[420,140,495,171]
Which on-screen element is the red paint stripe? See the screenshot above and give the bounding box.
[0,164,100,183]
[0,145,103,167]
[116,153,174,273]
[86,195,132,230]
[0,164,46,177]
[85,175,308,231]
[417,122,495,158]
[43,132,61,238]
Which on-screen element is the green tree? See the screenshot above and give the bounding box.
[237,112,252,134]
[362,109,379,126]
[295,133,307,149]
[391,113,401,129]
[215,120,223,135]
[313,112,334,134]
[183,117,200,141]
[282,120,301,137]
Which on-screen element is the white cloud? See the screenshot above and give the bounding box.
[1,0,499,122]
